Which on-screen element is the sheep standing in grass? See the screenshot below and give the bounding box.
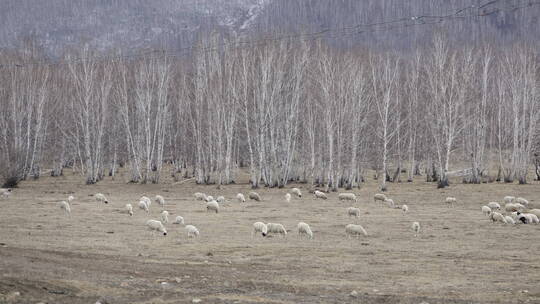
[68,195,75,204]
[374,193,387,203]
[140,196,152,207]
[0,188,12,199]
[194,192,207,201]
[314,190,327,200]
[266,223,287,237]
[345,224,367,237]
[146,220,167,236]
[125,204,133,216]
[205,195,214,202]
[411,222,420,237]
[505,203,524,212]
[138,200,149,213]
[206,201,219,213]
[401,205,409,214]
[523,213,539,224]
[95,193,109,204]
[504,216,516,225]
[185,225,199,238]
[161,210,169,224]
[249,192,261,202]
[285,193,291,203]
[487,202,501,210]
[252,222,268,237]
[347,207,361,218]
[173,216,184,225]
[528,209,540,217]
[59,201,71,215]
[297,222,313,239]
[445,197,456,207]
[236,193,246,203]
[338,193,357,202]
[516,197,529,207]
[384,198,395,208]
[490,212,507,224]
[503,196,515,204]
[217,196,226,204]
[155,195,165,207]
[291,188,302,198]
[481,206,492,217]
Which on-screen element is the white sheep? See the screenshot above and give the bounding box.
[503,196,515,204]
[285,193,291,203]
[68,195,75,204]
[161,210,169,224]
[527,209,540,217]
[445,197,456,207]
[291,188,302,197]
[338,193,357,202]
[216,196,226,204]
[504,216,516,225]
[173,215,184,225]
[347,207,361,218]
[252,222,268,237]
[155,195,165,207]
[95,193,109,204]
[384,198,395,208]
[345,224,367,237]
[505,203,524,212]
[523,213,539,224]
[314,190,327,200]
[146,220,167,236]
[401,204,409,214]
[249,192,261,202]
[138,200,149,213]
[0,188,12,199]
[411,222,421,236]
[487,202,501,210]
[59,201,71,215]
[194,192,207,201]
[205,195,215,202]
[206,200,219,213]
[297,222,313,239]
[490,212,507,224]
[185,225,200,238]
[125,203,133,216]
[140,196,152,207]
[481,205,492,217]
[515,212,530,224]
[236,193,246,203]
[516,197,529,206]
[373,193,387,203]
[266,223,287,237]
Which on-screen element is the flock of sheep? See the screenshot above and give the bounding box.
[481,196,540,225]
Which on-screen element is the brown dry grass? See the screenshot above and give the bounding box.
[0,169,539,303]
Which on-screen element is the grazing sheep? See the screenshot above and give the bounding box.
[504,216,516,225]
[0,188,12,198]
[490,212,507,224]
[194,192,207,201]
[523,213,539,224]
[252,222,268,237]
[236,193,246,203]
[125,203,133,216]
[505,203,525,212]
[206,201,219,213]
[345,224,367,237]
[95,193,109,204]
[285,193,291,203]
[314,190,327,200]
[445,197,457,207]
[140,196,152,207]
[481,206,492,217]
[146,220,167,236]
[347,207,361,218]
[185,225,200,238]
[216,196,226,204]
[161,210,169,224]
[138,200,149,213]
[516,197,529,206]
[155,195,165,207]
[68,195,75,204]
[503,196,515,204]
[411,222,420,237]
[173,216,184,225]
[249,192,261,202]
[527,209,540,217]
[266,223,287,237]
[59,201,71,215]
[297,222,313,239]
[205,195,214,202]
[487,202,501,210]
[291,188,302,197]
[515,212,530,224]
[338,193,357,202]
[384,198,395,208]
[401,205,409,214]
[374,193,387,203]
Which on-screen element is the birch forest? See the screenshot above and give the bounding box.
[0,32,539,190]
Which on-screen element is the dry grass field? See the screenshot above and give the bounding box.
[1,169,540,304]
